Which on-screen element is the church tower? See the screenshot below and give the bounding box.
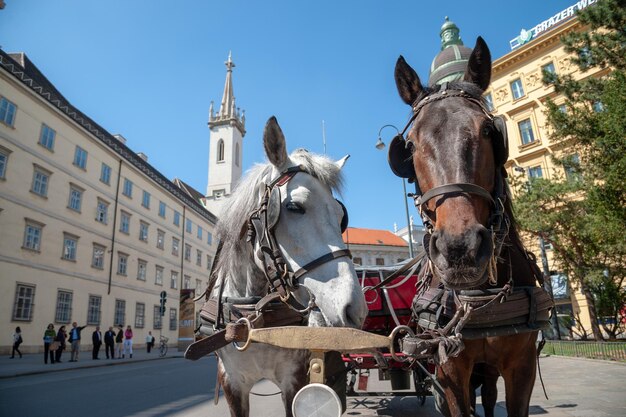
[205,52,246,214]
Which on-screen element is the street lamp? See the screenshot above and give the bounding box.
[376,125,415,258]
[512,165,561,339]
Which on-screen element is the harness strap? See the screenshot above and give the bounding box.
[420,183,495,207]
[292,249,352,281]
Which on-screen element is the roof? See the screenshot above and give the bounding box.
[342,227,408,247]
[0,49,217,225]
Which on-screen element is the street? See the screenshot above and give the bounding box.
[0,355,625,416]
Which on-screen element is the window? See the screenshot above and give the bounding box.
[31,165,51,197]
[55,290,73,323]
[542,62,556,76]
[207,232,213,245]
[196,279,202,292]
[197,226,202,240]
[0,146,10,179]
[171,271,178,289]
[353,257,362,265]
[565,154,581,182]
[0,97,17,127]
[23,219,43,251]
[592,101,605,113]
[518,119,536,145]
[235,143,240,167]
[114,299,126,327]
[67,184,83,212]
[483,93,494,112]
[117,252,128,275]
[155,265,164,286]
[137,259,147,281]
[559,104,567,113]
[173,211,181,227]
[196,249,202,266]
[217,139,225,162]
[62,233,78,261]
[123,178,133,198]
[169,308,178,330]
[73,146,88,170]
[139,221,149,242]
[184,244,191,261]
[206,255,213,270]
[153,305,162,329]
[135,303,145,328]
[13,284,35,321]
[186,219,192,233]
[120,211,131,234]
[510,78,525,100]
[142,190,151,209]
[92,244,105,269]
[87,295,102,325]
[38,124,56,151]
[100,163,111,185]
[159,201,166,218]
[96,199,109,224]
[157,229,165,250]
[375,258,385,266]
[172,237,180,256]
[528,166,543,179]
[184,275,191,290]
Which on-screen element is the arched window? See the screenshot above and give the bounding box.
[235,143,240,167]
[217,139,225,162]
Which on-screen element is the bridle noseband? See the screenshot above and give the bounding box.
[246,165,351,302]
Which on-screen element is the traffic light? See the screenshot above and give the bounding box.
[160,290,167,316]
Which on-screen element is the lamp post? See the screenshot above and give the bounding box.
[376,125,415,258]
[513,165,561,339]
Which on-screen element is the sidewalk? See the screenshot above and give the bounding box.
[1,346,183,379]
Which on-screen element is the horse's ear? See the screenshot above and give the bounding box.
[395,56,424,105]
[463,36,492,92]
[263,116,288,168]
[336,155,350,169]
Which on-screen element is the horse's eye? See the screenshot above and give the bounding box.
[285,201,305,214]
[482,125,494,137]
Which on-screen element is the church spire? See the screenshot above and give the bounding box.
[208,52,245,133]
[439,16,464,50]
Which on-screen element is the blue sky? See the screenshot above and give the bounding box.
[0,0,578,231]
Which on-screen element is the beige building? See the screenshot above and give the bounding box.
[0,50,217,353]
[484,5,606,337]
[342,227,409,267]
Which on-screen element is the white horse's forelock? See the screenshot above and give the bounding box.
[213,149,344,296]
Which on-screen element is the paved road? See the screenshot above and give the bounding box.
[0,355,624,416]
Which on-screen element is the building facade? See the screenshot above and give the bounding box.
[484,6,605,337]
[0,50,217,353]
[343,227,409,267]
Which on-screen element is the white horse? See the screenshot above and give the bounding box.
[210,117,367,417]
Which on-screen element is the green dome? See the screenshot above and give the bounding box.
[428,17,472,86]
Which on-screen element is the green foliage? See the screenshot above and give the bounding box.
[513,0,626,340]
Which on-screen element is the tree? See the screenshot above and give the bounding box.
[512,0,626,340]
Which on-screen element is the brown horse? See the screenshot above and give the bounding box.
[391,37,547,417]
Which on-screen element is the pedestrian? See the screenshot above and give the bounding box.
[146,331,155,353]
[55,325,67,362]
[104,326,115,359]
[123,325,133,358]
[92,326,103,360]
[68,322,87,362]
[10,326,23,359]
[115,325,124,359]
[43,323,56,364]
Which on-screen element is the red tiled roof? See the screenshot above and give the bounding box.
[342,227,408,247]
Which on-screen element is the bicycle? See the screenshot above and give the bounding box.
[159,336,169,357]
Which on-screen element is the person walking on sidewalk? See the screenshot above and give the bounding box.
[115,325,123,359]
[146,331,155,353]
[104,326,115,359]
[122,325,133,358]
[68,322,87,362]
[43,323,56,364]
[92,326,103,360]
[10,326,23,359]
[55,325,67,363]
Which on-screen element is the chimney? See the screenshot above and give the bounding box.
[137,152,148,162]
[113,134,127,144]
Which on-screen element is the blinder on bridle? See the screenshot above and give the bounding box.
[387,83,509,239]
[247,165,351,298]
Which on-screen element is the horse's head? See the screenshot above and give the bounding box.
[391,37,508,290]
[254,117,367,328]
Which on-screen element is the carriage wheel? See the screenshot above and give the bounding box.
[413,368,427,406]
